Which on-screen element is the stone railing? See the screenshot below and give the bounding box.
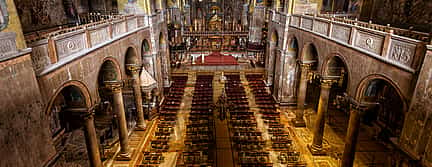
[24,14,127,43]
[310,14,431,42]
[267,10,288,25]
[289,14,428,72]
[28,15,151,74]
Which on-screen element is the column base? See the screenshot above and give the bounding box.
[308,144,327,156]
[292,118,306,127]
[116,150,132,161]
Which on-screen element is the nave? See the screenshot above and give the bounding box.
[107,72,393,167]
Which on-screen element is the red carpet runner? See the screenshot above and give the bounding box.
[194,52,238,65]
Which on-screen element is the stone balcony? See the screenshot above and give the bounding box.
[26,12,165,75]
[266,9,430,73]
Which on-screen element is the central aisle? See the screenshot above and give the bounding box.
[213,72,235,167]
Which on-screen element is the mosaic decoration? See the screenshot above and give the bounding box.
[0,0,9,30]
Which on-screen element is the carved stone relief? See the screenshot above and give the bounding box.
[31,44,50,72]
[127,18,137,31]
[290,16,300,27]
[301,18,313,30]
[281,51,298,101]
[55,33,85,59]
[389,40,416,67]
[354,31,384,55]
[0,0,9,30]
[399,54,432,157]
[331,24,351,43]
[143,56,155,77]
[313,21,329,35]
[112,21,126,37]
[0,32,17,59]
[90,27,109,46]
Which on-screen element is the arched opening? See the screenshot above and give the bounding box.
[159,32,170,88]
[124,47,140,131]
[360,78,405,139]
[279,37,299,103]
[125,47,139,75]
[141,39,154,77]
[268,30,278,89]
[302,44,320,111]
[95,60,122,159]
[48,85,90,166]
[325,56,349,125]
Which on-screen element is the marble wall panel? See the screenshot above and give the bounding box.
[31,44,50,72]
[331,24,351,43]
[313,20,329,36]
[301,18,313,30]
[90,27,109,46]
[55,33,86,59]
[388,39,416,67]
[354,31,384,55]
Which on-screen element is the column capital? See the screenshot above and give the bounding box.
[300,63,313,70]
[126,64,141,73]
[126,64,141,71]
[104,80,123,93]
[320,78,338,88]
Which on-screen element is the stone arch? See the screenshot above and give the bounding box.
[322,54,351,116]
[125,47,140,65]
[142,39,151,54]
[287,36,299,56]
[300,43,321,110]
[141,39,154,76]
[125,47,140,77]
[45,81,97,166]
[355,74,407,137]
[300,42,319,64]
[277,35,300,103]
[355,74,405,102]
[267,29,280,86]
[322,54,351,89]
[271,30,279,46]
[97,57,122,83]
[158,31,170,87]
[46,80,92,115]
[159,32,166,49]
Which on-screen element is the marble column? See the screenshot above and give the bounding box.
[105,81,130,159]
[341,105,365,167]
[128,65,146,130]
[309,79,334,155]
[294,63,311,127]
[83,112,103,167]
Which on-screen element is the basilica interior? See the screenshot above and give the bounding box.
[1,0,432,167]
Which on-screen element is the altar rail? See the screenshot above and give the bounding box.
[289,14,429,73]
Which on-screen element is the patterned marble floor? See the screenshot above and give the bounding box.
[281,107,391,167]
[105,72,392,167]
